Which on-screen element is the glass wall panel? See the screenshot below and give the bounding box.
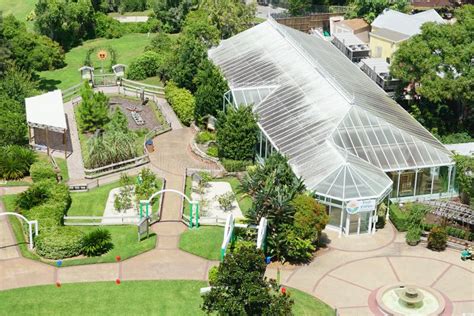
[387,172,399,198]
[438,166,450,193]
[266,137,272,158]
[399,170,415,197]
[328,205,342,227]
[431,167,441,194]
[416,168,433,196]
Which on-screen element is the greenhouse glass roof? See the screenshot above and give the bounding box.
[208,19,453,202]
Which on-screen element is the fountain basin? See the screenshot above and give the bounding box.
[376,283,446,316]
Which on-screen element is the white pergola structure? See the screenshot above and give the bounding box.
[25,90,68,158]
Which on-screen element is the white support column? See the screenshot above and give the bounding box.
[397,171,401,198]
[413,169,419,197]
[338,205,344,238]
[447,165,453,194]
[28,224,33,249]
[430,168,435,195]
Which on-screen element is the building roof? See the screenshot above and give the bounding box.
[208,19,453,202]
[370,28,410,42]
[340,18,369,32]
[372,9,445,37]
[333,33,370,51]
[444,142,474,156]
[25,90,67,132]
[360,58,390,74]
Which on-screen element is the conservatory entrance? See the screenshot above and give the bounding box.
[344,211,373,235]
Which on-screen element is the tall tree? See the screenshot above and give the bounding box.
[345,0,409,23]
[182,9,220,47]
[77,82,110,133]
[199,0,256,39]
[153,0,197,33]
[216,105,259,161]
[202,244,294,315]
[193,59,229,121]
[390,5,474,134]
[34,0,95,50]
[170,34,207,92]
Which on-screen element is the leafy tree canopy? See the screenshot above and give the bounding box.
[216,105,259,161]
[202,244,294,315]
[153,0,197,33]
[199,0,256,39]
[390,5,474,134]
[193,59,229,121]
[34,0,96,51]
[345,0,409,23]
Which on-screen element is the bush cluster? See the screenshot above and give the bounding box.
[422,223,473,241]
[30,161,57,182]
[35,228,85,259]
[389,204,409,231]
[0,145,37,180]
[164,81,195,126]
[195,131,216,144]
[82,228,114,257]
[221,159,253,172]
[127,51,161,80]
[428,226,448,251]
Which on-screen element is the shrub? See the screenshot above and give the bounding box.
[35,227,85,259]
[406,227,422,246]
[217,192,235,211]
[292,194,328,242]
[208,266,219,286]
[196,131,216,144]
[16,185,50,210]
[283,230,315,264]
[206,145,218,158]
[27,202,65,230]
[216,106,258,161]
[77,82,110,133]
[94,13,123,39]
[164,81,195,125]
[127,51,161,80]
[81,228,113,257]
[0,145,36,180]
[221,159,253,172]
[389,204,409,231]
[428,226,448,251]
[30,161,56,182]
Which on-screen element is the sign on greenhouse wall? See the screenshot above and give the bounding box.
[346,199,376,214]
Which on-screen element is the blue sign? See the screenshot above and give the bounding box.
[56,260,63,267]
[265,256,272,264]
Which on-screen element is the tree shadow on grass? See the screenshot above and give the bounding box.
[38,77,62,91]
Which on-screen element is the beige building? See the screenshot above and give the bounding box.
[369,9,444,62]
[332,18,371,43]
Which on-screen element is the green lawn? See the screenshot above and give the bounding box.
[179,226,223,261]
[0,0,36,27]
[68,181,122,217]
[39,34,152,90]
[1,187,158,266]
[0,281,334,315]
[138,76,164,86]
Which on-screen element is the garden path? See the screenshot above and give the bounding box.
[63,99,86,181]
[0,203,20,261]
[148,127,219,249]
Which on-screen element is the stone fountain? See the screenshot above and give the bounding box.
[375,283,446,315]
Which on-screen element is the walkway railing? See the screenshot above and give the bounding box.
[64,215,141,226]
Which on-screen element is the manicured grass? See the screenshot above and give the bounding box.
[39,34,152,90]
[68,181,122,217]
[138,76,164,86]
[0,0,36,27]
[0,281,334,315]
[1,191,157,266]
[179,226,223,261]
[60,226,156,267]
[37,153,69,182]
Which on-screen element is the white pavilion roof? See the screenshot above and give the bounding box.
[25,90,67,132]
[209,19,453,202]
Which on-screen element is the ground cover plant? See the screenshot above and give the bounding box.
[0,280,333,315]
[0,145,36,180]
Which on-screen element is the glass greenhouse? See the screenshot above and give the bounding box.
[209,18,456,236]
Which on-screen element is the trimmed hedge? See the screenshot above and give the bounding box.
[127,51,161,80]
[389,204,409,231]
[222,159,253,172]
[30,161,56,182]
[164,81,195,126]
[422,223,473,241]
[35,227,85,259]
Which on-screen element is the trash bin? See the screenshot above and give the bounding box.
[145,139,154,153]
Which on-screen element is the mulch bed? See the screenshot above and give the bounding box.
[109,97,163,131]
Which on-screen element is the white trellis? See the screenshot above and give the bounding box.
[0,213,38,249]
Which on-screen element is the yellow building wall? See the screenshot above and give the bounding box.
[369,36,400,61]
